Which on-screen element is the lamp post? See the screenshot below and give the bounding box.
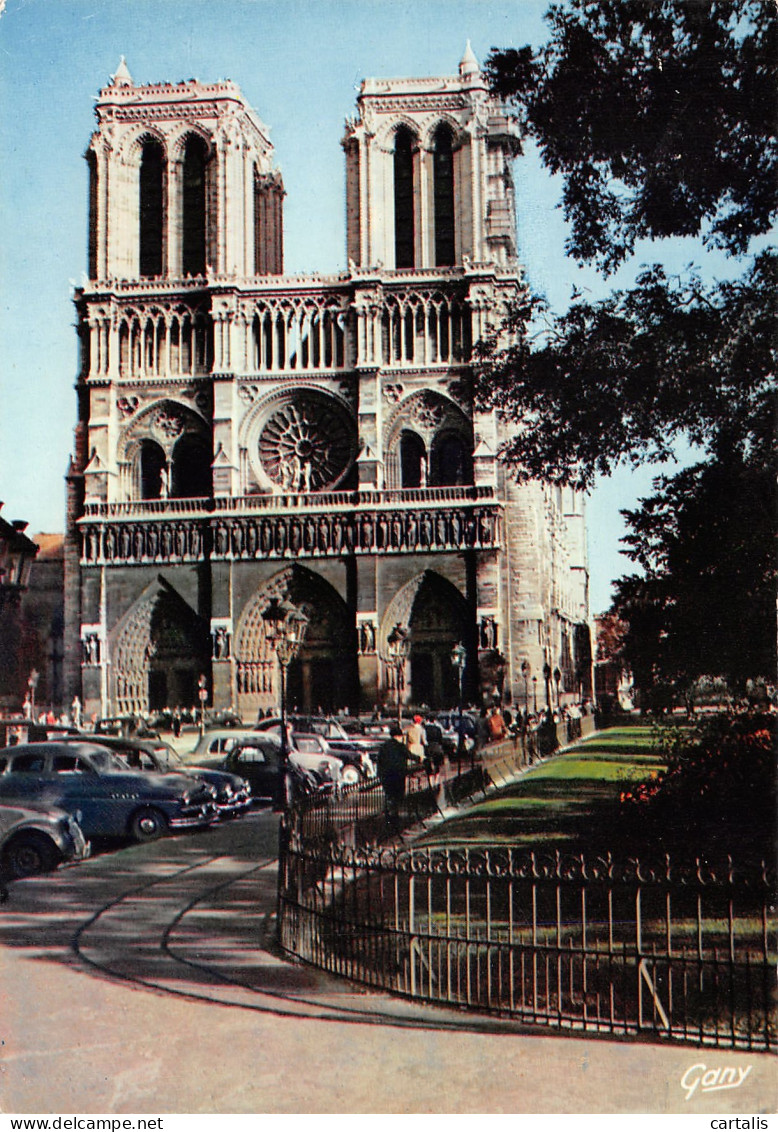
[521,660,530,715]
[532,675,537,713]
[27,669,39,721]
[554,667,562,709]
[543,662,552,712]
[197,674,208,736]
[262,596,309,809]
[385,623,410,730]
[451,641,466,771]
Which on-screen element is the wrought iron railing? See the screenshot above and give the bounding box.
[277,747,776,1051]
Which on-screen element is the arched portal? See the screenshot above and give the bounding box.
[111,579,210,714]
[380,571,473,711]
[235,565,357,717]
[400,430,426,488]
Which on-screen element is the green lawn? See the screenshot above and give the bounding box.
[417,726,666,851]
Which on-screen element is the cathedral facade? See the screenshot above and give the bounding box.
[64,48,591,720]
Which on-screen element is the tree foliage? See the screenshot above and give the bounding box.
[478,1,777,691]
[612,455,776,696]
[476,251,776,490]
[485,0,777,273]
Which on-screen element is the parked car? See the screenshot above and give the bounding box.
[255,716,375,781]
[0,801,90,879]
[188,728,264,763]
[0,742,218,842]
[222,734,342,801]
[53,734,252,820]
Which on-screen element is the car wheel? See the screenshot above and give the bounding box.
[340,764,362,786]
[129,807,168,842]
[3,833,60,878]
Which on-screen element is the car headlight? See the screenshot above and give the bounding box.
[318,761,332,780]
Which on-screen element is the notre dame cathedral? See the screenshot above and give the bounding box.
[64,46,591,720]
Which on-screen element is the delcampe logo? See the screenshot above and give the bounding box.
[681,1063,753,1101]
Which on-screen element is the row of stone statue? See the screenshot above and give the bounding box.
[81,508,498,565]
[213,508,497,557]
[82,523,203,563]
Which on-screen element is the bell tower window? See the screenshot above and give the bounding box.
[393,127,416,269]
[400,431,426,488]
[433,124,455,267]
[139,140,165,278]
[182,135,209,276]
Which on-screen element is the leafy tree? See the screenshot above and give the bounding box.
[476,1,777,692]
[485,0,777,273]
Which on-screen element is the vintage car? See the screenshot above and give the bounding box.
[0,742,218,842]
[254,716,375,782]
[54,734,252,820]
[222,733,341,801]
[0,801,90,879]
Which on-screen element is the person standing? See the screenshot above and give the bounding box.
[404,714,427,765]
[376,724,409,832]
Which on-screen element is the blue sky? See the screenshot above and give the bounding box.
[0,0,737,612]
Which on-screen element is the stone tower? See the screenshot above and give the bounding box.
[65,49,591,721]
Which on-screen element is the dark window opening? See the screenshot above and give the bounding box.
[140,440,166,500]
[171,434,212,499]
[394,127,415,269]
[433,432,472,486]
[87,151,98,280]
[182,135,209,276]
[400,431,426,488]
[433,125,455,266]
[139,141,165,278]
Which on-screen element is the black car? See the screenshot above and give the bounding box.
[55,734,252,820]
[0,742,218,842]
[222,736,335,801]
[254,716,375,782]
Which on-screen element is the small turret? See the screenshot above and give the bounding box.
[459,40,480,78]
[110,57,133,87]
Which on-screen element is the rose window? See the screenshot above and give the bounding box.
[258,394,355,492]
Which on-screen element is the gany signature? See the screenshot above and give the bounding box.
[681,1063,752,1101]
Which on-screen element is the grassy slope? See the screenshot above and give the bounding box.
[418,726,666,851]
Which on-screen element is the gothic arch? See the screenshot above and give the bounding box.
[379,570,472,710]
[235,564,357,713]
[119,399,212,501]
[110,577,210,714]
[119,126,169,166]
[384,389,472,489]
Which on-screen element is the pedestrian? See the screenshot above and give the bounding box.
[376,724,409,832]
[476,707,490,749]
[172,708,182,738]
[404,714,427,765]
[488,704,506,742]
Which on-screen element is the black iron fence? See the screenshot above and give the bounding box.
[277,740,776,1050]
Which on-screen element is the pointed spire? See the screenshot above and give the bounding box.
[110,56,133,87]
[459,40,480,77]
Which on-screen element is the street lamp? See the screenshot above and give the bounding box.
[532,675,537,713]
[197,674,208,736]
[543,662,552,712]
[520,660,530,715]
[27,669,39,721]
[554,667,562,709]
[385,623,410,730]
[262,596,309,808]
[451,641,466,769]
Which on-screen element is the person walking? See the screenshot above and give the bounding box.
[404,714,427,766]
[376,724,409,833]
